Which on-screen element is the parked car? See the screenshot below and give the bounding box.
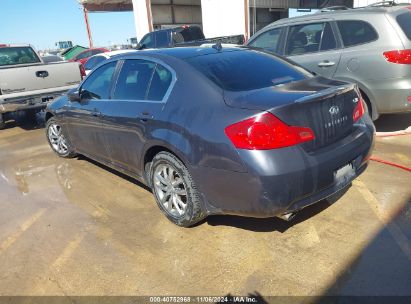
[246,3,411,120]
[70,47,109,65]
[137,25,244,49]
[0,44,84,129]
[44,46,374,227]
[83,50,137,75]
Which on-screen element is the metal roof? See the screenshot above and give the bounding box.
[78,0,202,12]
[78,0,133,12]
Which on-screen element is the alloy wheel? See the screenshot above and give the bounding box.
[153,164,188,218]
[48,122,69,155]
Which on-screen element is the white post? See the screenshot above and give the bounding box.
[132,0,153,41]
[201,0,248,39]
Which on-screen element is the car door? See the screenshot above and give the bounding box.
[285,22,341,78]
[98,59,174,175]
[64,61,118,163]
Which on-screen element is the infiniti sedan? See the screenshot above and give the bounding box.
[45,46,375,227]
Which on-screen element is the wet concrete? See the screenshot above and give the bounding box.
[0,114,410,297]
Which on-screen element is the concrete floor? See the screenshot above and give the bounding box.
[0,113,410,298]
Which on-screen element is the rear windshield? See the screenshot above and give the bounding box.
[187,49,312,91]
[173,26,205,44]
[397,12,411,41]
[0,47,40,66]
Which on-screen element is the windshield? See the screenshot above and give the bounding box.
[187,49,312,91]
[0,46,41,66]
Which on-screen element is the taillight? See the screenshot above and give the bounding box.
[383,50,411,64]
[353,97,365,122]
[224,112,315,150]
[79,64,86,78]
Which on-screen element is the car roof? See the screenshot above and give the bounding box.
[271,4,410,26]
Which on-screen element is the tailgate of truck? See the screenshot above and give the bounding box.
[0,62,81,95]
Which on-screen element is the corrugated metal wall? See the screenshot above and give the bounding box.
[151,0,202,27]
[249,0,300,8]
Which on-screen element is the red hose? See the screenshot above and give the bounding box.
[369,156,411,172]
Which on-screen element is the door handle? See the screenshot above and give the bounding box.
[318,60,336,67]
[36,70,49,78]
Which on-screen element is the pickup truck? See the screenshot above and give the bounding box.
[0,44,83,129]
[137,25,244,49]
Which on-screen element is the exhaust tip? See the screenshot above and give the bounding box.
[279,212,297,221]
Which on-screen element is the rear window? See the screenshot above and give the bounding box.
[187,49,312,92]
[337,20,378,47]
[0,47,40,66]
[397,12,411,40]
[173,26,205,44]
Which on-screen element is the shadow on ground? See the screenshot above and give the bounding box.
[317,195,411,299]
[205,186,350,232]
[2,111,45,131]
[374,113,411,132]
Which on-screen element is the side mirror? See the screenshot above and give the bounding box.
[137,43,145,50]
[68,90,81,102]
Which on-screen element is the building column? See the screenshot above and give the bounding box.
[132,0,153,41]
[201,0,249,40]
[83,7,93,48]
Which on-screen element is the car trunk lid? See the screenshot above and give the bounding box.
[224,77,359,151]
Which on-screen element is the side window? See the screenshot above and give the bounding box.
[320,23,337,51]
[81,61,117,100]
[155,31,170,48]
[91,49,103,55]
[337,20,378,47]
[286,23,325,56]
[76,51,90,60]
[113,59,156,100]
[140,34,155,49]
[147,64,173,101]
[84,56,106,70]
[396,12,411,41]
[248,28,282,53]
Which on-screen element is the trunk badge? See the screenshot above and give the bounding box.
[329,106,340,115]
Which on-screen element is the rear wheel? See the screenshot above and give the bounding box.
[150,152,206,227]
[360,91,374,119]
[0,114,5,130]
[46,117,77,158]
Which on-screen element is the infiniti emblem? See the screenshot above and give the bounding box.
[329,106,340,115]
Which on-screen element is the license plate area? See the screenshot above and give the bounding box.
[334,163,356,187]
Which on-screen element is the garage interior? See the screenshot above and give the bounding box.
[79,0,355,44]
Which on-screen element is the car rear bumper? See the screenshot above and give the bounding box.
[368,77,411,114]
[0,91,66,114]
[191,115,375,218]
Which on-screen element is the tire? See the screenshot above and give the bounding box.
[46,117,77,158]
[150,152,206,227]
[26,109,38,123]
[0,114,5,130]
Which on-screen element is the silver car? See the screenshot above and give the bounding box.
[247,4,411,120]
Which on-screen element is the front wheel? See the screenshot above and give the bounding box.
[46,117,77,158]
[150,152,206,227]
